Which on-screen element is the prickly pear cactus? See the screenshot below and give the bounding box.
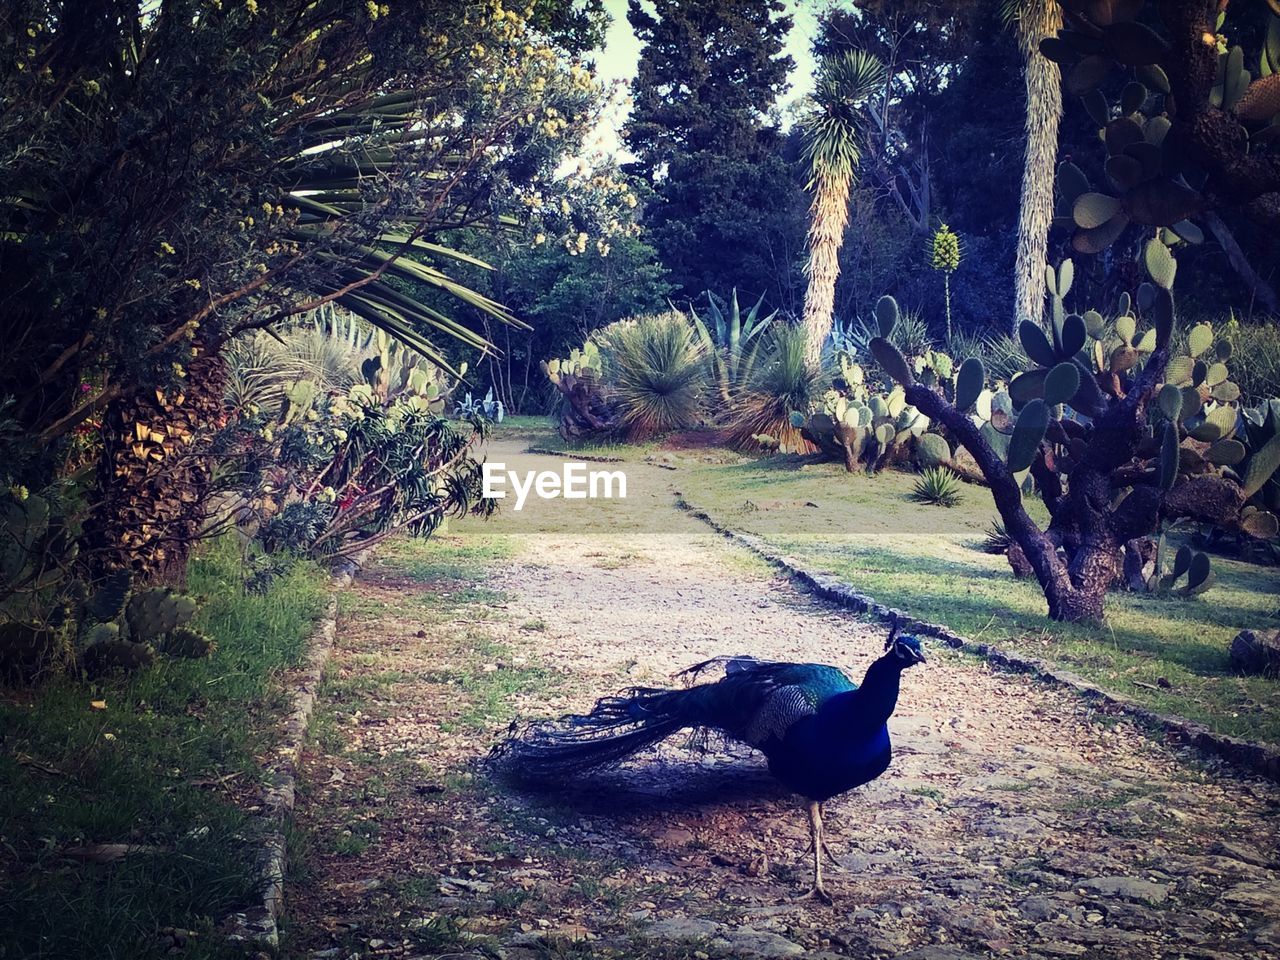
[125,587,198,642]
[1142,538,1216,597]
[1043,2,1280,259]
[158,627,217,659]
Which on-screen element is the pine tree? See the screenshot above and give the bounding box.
[624,0,804,305]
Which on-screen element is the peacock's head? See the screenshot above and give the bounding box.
[888,635,926,667]
[883,620,926,668]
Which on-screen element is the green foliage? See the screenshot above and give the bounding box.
[1222,318,1280,405]
[728,325,829,453]
[691,289,778,405]
[799,51,887,188]
[2,2,601,469]
[0,537,325,958]
[230,373,493,560]
[625,0,805,300]
[909,467,963,507]
[598,312,709,441]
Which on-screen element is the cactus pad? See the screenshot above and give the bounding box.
[1007,400,1050,473]
[126,588,198,642]
[159,628,217,659]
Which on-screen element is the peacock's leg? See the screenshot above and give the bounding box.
[803,802,844,869]
[792,800,833,904]
[818,803,844,869]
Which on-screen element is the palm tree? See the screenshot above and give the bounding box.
[798,50,886,370]
[1010,0,1065,331]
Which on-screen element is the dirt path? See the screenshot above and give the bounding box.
[286,446,1280,960]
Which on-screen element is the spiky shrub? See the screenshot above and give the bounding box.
[978,332,1034,382]
[690,289,777,407]
[868,256,1280,622]
[910,467,963,508]
[599,312,708,441]
[980,520,1013,555]
[727,325,828,453]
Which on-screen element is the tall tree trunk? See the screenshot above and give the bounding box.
[1012,0,1064,332]
[801,174,852,369]
[1203,211,1280,316]
[83,351,228,586]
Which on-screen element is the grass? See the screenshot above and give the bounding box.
[674,454,1280,744]
[0,537,327,960]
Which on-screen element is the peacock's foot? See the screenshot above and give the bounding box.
[792,883,834,905]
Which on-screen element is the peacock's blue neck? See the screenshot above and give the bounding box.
[822,655,904,732]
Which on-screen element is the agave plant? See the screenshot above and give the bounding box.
[690,289,777,406]
[980,519,1014,554]
[909,466,963,507]
[726,325,829,453]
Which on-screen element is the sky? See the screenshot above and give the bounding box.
[581,0,826,161]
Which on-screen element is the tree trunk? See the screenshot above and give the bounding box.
[1203,211,1279,316]
[83,352,229,586]
[904,377,1110,623]
[1012,0,1064,331]
[802,174,852,369]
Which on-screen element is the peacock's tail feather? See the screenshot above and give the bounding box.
[488,685,705,783]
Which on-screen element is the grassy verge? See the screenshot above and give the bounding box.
[0,538,327,960]
[676,455,1280,744]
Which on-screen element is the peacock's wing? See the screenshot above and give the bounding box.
[679,658,857,748]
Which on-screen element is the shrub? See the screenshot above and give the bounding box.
[1223,318,1280,405]
[909,466,963,507]
[726,325,829,452]
[980,519,1012,554]
[977,331,1033,382]
[598,311,708,441]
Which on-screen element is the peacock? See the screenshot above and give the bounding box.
[491,626,926,901]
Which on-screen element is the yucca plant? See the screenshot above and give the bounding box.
[798,50,886,368]
[726,325,829,452]
[600,312,708,442]
[909,467,963,507]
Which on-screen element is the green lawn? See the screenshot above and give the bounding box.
[490,418,1280,746]
[0,539,327,960]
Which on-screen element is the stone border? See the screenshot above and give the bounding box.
[525,446,625,463]
[224,555,364,950]
[677,497,1280,786]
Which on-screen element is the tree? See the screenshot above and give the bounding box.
[1011,0,1065,331]
[865,264,1280,624]
[0,0,606,580]
[797,50,886,368]
[623,0,805,304]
